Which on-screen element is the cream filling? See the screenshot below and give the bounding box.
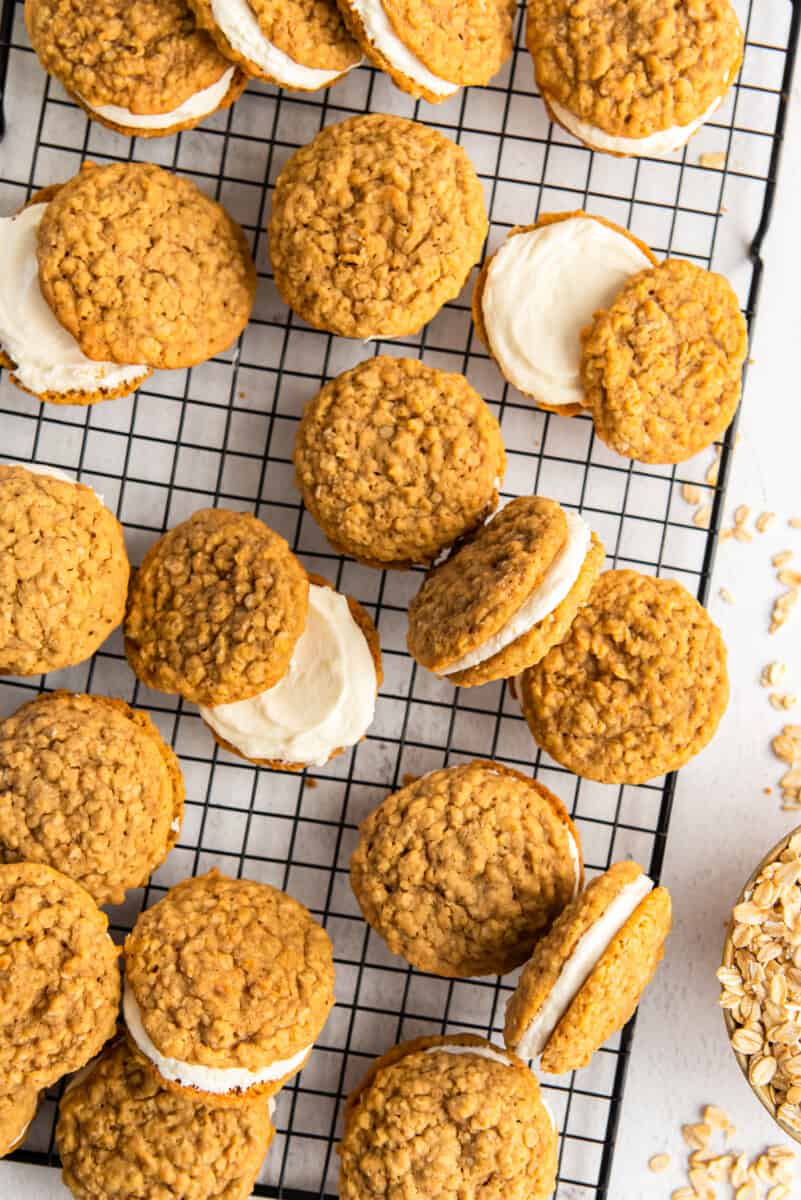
[548,95,723,157]
[566,828,582,900]
[200,585,377,767]
[123,983,312,1095]
[347,0,458,97]
[514,873,654,1060]
[425,1044,514,1066]
[482,218,652,408]
[210,0,358,88]
[438,512,591,675]
[0,204,147,398]
[83,67,236,131]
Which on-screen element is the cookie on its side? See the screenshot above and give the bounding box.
[519,569,729,784]
[57,1038,275,1200]
[0,1086,39,1158]
[351,760,583,976]
[505,861,672,1074]
[339,1033,557,1200]
[407,495,604,687]
[294,356,505,568]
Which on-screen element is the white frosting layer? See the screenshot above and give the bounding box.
[549,95,723,157]
[200,585,377,767]
[347,0,458,97]
[425,1044,514,1066]
[439,512,591,675]
[123,982,312,1095]
[210,0,354,88]
[0,205,147,398]
[84,67,236,131]
[515,872,654,1060]
[566,828,582,900]
[482,218,652,408]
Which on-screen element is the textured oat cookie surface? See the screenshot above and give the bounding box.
[294,356,505,568]
[528,0,743,138]
[189,0,360,76]
[0,1084,38,1157]
[268,114,488,339]
[379,0,515,85]
[0,466,129,676]
[37,162,256,369]
[124,872,335,1071]
[351,760,582,976]
[519,569,729,783]
[0,862,120,1097]
[57,1038,275,1200]
[125,508,309,707]
[0,691,184,906]
[582,258,748,464]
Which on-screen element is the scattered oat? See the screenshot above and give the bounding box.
[762,663,786,688]
[778,569,801,588]
[757,512,777,534]
[735,505,751,527]
[771,588,800,634]
[773,551,794,568]
[789,518,801,529]
[719,587,735,605]
[683,1123,712,1151]
[649,1153,671,1173]
[770,694,798,711]
[720,528,735,542]
[662,1104,796,1197]
[682,482,702,505]
[694,505,712,528]
[700,150,727,169]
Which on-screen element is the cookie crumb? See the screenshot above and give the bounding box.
[303,777,318,789]
[734,505,750,527]
[770,694,797,711]
[719,587,735,604]
[789,518,801,529]
[694,505,712,528]
[773,551,794,568]
[761,662,786,687]
[772,728,801,763]
[682,483,702,505]
[649,1153,671,1173]
[706,453,721,487]
[699,150,727,169]
[757,512,777,534]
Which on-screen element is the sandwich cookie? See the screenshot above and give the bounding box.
[581,258,748,463]
[0,1086,39,1158]
[294,356,506,568]
[188,0,361,89]
[407,495,605,687]
[339,1033,557,1200]
[269,114,487,339]
[0,465,129,677]
[200,574,382,771]
[0,691,185,906]
[505,861,671,1073]
[123,871,335,1103]
[57,1038,275,1200]
[528,0,743,157]
[0,862,120,1097]
[25,0,246,138]
[351,760,583,977]
[519,569,729,784]
[125,508,309,707]
[472,212,657,415]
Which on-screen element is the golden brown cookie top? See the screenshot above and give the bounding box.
[294,357,505,568]
[57,1038,275,1200]
[249,0,359,70]
[0,691,184,907]
[519,569,729,784]
[407,496,568,671]
[339,1033,557,1200]
[381,0,514,85]
[350,760,582,977]
[0,1084,38,1157]
[0,466,129,677]
[37,162,256,370]
[124,508,309,707]
[582,258,748,464]
[124,871,335,1069]
[25,0,233,112]
[268,114,488,339]
[0,862,120,1096]
[528,0,743,139]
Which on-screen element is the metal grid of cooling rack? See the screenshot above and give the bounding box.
[0,0,798,1195]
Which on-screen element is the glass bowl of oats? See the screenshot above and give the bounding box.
[719,826,801,1142]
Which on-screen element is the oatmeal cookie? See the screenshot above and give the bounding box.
[519,569,729,783]
[125,508,309,707]
[268,114,487,339]
[0,1085,38,1158]
[294,356,505,568]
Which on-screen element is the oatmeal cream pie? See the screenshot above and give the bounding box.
[519,569,729,784]
[505,861,671,1074]
[407,495,604,687]
[25,0,247,138]
[201,574,382,770]
[351,760,583,977]
[0,465,129,677]
[339,1033,558,1200]
[294,356,505,568]
[581,258,748,464]
[528,0,743,157]
[0,862,120,1097]
[472,212,657,415]
[57,1038,275,1200]
[0,691,185,907]
[123,871,335,1103]
[269,114,487,339]
[0,1085,39,1158]
[125,508,309,708]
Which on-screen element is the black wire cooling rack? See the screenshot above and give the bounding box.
[0,0,799,1195]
